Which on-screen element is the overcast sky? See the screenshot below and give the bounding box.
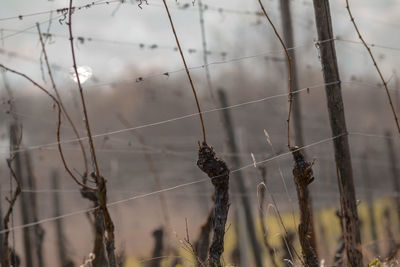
[1,0,400,94]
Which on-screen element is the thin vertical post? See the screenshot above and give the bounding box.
[311,0,362,265]
[217,89,263,267]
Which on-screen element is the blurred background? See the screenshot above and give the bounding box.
[1,0,400,266]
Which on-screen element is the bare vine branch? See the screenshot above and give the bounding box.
[67,1,101,180]
[36,22,89,176]
[345,0,400,136]
[257,0,294,148]
[161,0,207,144]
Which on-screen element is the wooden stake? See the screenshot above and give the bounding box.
[217,89,263,267]
[311,1,362,265]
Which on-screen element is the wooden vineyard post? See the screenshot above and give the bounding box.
[217,89,263,267]
[311,0,363,265]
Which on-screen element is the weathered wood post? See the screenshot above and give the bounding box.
[217,89,263,267]
[311,1,363,265]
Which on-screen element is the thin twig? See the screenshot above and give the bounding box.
[161,0,207,144]
[0,64,95,191]
[36,22,89,176]
[257,0,293,148]
[345,0,400,136]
